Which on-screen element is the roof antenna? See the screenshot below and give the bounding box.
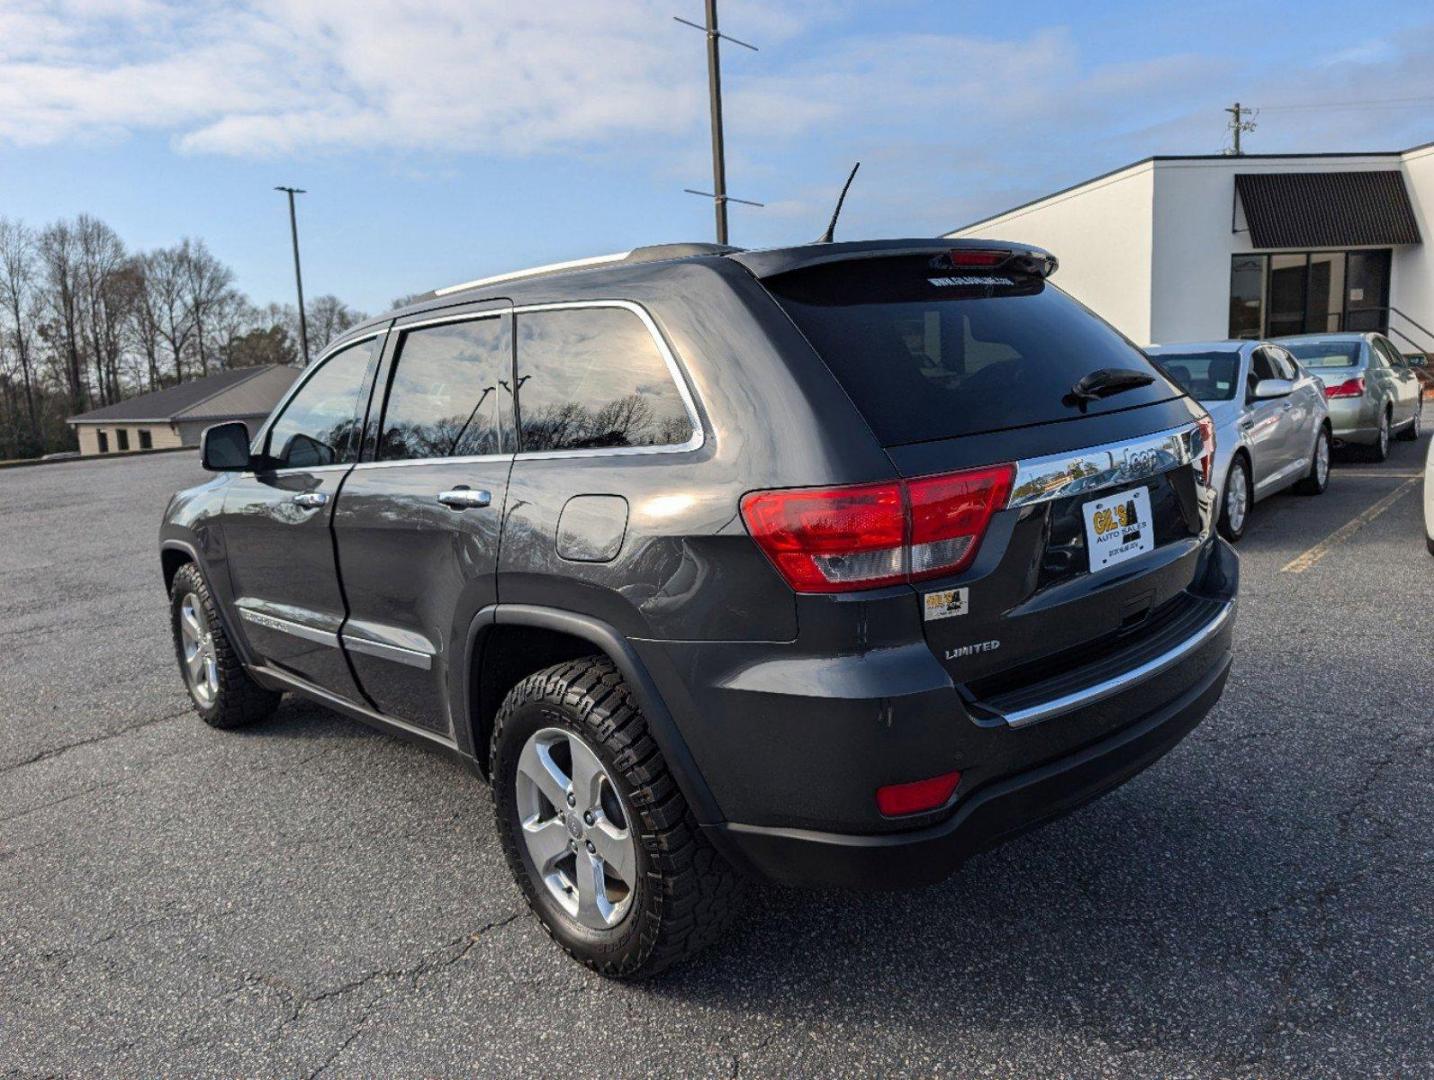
[816,162,860,244]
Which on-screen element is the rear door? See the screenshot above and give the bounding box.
[1373,336,1421,426]
[221,333,384,697]
[330,301,515,737]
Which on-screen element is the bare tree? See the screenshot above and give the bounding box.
[0,218,41,446]
[36,220,88,415]
[76,214,129,406]
[306,295,368,353]
[145,246,195,383]
[181,238,234,376]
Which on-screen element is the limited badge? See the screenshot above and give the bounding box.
[924,587,969,621]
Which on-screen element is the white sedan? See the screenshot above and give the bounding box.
[1147,340,1331,541]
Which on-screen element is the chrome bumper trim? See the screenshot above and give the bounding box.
[1000,600,1235,729]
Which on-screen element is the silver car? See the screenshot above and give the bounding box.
[1147,340,1330,541]
[1280,332,1424,461]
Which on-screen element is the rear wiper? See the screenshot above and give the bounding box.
[1065,368,1155,406]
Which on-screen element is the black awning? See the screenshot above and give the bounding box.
[1235,171,1421,248]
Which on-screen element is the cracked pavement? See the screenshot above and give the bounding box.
[2,440,1431,1078]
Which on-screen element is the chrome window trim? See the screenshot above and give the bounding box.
[238,607,340,648]
[1007,422,1207,509]
[998,601,1235,729]
[347,452,512,473]
[245,329,390,478]
[340,632,433,670]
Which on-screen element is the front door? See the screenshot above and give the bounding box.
[331,302,515,736]
[1243,346,1298,493]
[221,333,383,698]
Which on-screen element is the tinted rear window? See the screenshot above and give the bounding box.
[764,257,1178,445]
[1285,341,1362,368]
[1150,351,1240,401]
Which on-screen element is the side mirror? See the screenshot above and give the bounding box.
[1251,378,1294,400]
[201,421,252,472]
[1407,354,1428,369]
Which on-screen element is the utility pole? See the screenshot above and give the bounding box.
[274,186,311,365]
[675,2,762,243]
[1225,102,1256,156]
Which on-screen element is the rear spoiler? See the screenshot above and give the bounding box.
[729,239,1058,280]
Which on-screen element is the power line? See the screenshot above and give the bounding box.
[1256,95,1434,111]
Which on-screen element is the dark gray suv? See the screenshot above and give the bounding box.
[160,239,1237,977]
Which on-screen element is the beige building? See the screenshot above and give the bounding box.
[67,365,301,457]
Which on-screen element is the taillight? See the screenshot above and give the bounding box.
[1195,414,1216,488]
[1324,376,1365,399]
[876,770,962,817]
[740,464,1014,594]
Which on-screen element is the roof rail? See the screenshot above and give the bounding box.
[432,242,742,298]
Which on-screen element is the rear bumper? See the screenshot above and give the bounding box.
[703,647,1231,889]
[1326,398,1378,444]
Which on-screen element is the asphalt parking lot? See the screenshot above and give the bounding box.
[2,437,1431,1079]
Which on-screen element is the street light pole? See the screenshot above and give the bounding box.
[274,186,311,365]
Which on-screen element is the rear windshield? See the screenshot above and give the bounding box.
[764,256,1179,445]
[1285,341,1362,368]
[1149,351,1240,401]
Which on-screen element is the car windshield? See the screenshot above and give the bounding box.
[1285,341,1362,368]
[1149,351,1240,401]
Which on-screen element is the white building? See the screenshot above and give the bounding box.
[945,141,1433,352]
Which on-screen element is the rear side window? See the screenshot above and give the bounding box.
[266,337,377,468]
[379,316,514,461]
[514,306,695,452]
[764,257,1179,445]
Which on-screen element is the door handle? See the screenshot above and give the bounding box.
[437,488,492,510]
[292,492,329,509]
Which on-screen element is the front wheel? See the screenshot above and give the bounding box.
[1218,456,1251,542]
[490,657,741,978]
[1296,427,1331,495]
[169,562,281,728]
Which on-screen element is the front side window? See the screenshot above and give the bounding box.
[514,307,695,453]
[378,316,514,461]
[265,338,377,469]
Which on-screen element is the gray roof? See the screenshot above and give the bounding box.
[68,366,301,425]
[1235,171,1421,248]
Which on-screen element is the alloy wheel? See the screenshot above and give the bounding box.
[1379,413,1390,457]
[178,593,219,707]
[514,727,638,931]
[1226,463,1248,534]
[1315,432,1330,487]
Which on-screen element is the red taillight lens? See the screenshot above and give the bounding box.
[906,464,1015,580]
[1195,414,1216,488]
[741,464,1014,593]
[1324,376,1365,399]
[739,480,906,593]
[946,249,1009,267]
[876,770,962,817]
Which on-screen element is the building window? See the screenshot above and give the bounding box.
[138,429,153,450]
[97,430,109,454]
[1229,250,1391,339]
[116,429,130,451]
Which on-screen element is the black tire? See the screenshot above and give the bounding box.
[1295,426,1331,495]
[1369,409,1391,462]
[1217,455,1251,542]
[1397,399,1422,441]
[490,656,741,978]
[169,562,281,728]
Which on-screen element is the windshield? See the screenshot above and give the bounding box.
[764,256,1180,445]
[1285,341,1362,368]
[1149,351,1240,401]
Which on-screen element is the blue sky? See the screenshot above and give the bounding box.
[3,0,1432,315]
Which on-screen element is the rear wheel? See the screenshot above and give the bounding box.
[490,656,741,978]
[1397,399,1422,441]
[1218,456,1251,542]
[169,563,281,728]
[1295,427,1331,495]
[1370,409,1391,461]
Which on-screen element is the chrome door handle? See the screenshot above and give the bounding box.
[437,488,492,510]
[292,492,329,509]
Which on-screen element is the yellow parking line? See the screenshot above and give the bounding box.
[1280,478,1420,574]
